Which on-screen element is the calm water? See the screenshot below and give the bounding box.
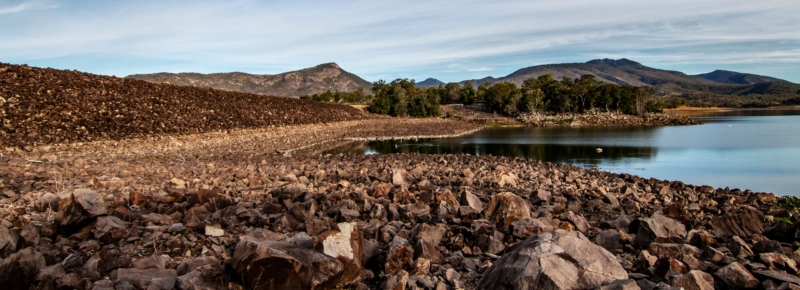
[329,109,800,196]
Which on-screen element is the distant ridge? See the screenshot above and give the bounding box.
[694,70,788,85]
[456,58,798,97]
[416,78,445,87]
[127,62,372,97]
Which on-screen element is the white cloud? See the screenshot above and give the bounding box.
[468,67,494,72]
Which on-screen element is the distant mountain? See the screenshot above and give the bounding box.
[457,58,798,97]
[694,70,788,85]
[127,63,372,97]
[416,78,445,87]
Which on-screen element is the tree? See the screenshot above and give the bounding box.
[461,82,477,105]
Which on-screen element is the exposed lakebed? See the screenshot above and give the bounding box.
[329,109,800,196]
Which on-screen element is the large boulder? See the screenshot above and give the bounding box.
[232,238,343,290]
[484,192,531,228]
[670,270,714,290]
[636,212,687,248]
[714,262,759,289]
[477,229,628,290]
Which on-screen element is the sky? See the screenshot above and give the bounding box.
[2,0,799,83]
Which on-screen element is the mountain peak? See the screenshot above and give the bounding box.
[416,78,445,87]
[316,62,340,69]
[586,58,644,68]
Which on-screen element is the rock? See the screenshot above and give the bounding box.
[204,224,224,237]
[0,247,46,290]
[461,190,486,213]
[686,230,715,248]
[709,207,764,238]
[412,223,446,247]
[314,222,363,287]
[385,269,409,290]
[57,188,107,230]
[753,270,800,285]
[115,268,177,289]
[648,243,700,260]
[232,238,343,290]
[560,211,590,234]
[764,221,796,242]
[176,256,219,275]
[477,230,627,290]
[385,236,414,275]
[34,192,60,212]
[654,257,688,278]
[0,228,20,258]
[392,169,409,186]
[412,257,431,275]
[166,223,186,233]
[596,229,623,254]
[636,213,687,248]
[753,239,785,254]
[484,192,531,228]
[715,262,759,289]
[133,255,168,270]
[414,238,445,265]
[759,253,798,272]
[730,236,755,259]
[670,270,714,290]
[177,263,225,290]
[92,215,129,244]
[35,264,67,289]
[597,279,640,290]
[510,217,558,239]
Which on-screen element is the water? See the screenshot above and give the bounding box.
[328,109,800,196]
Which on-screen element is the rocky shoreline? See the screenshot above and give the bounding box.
[518,112,701,127]
[1,118,798,289]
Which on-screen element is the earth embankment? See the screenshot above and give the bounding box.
[0,63,371,148]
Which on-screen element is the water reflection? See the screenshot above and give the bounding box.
[325,109,800,195]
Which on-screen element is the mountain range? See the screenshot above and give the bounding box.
[127,59,799,102]
[127,63,371,97]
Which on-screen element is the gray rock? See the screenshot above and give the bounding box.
[477,229,628,290]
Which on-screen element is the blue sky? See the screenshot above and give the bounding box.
[2,0,799,83]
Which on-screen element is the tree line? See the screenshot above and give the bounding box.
[301,74,663,117]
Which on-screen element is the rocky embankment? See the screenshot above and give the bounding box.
[2,138,799,289]
[519,112,701,127]
[0,63,370,148]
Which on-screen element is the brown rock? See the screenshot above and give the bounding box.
[753,270,800,285]
[129,191,150,207]
[34,192,60,212]
[57,188,107,230]
[597,279,640,290]
[384,269,409,290]
[115,268,177,289]
[715,262,759,289]
[0,228,20,258]
[92,216,129,244]
[686,230,715,248]
[461,190,485,213]
[0,247,46,290]
[385,236,414,275]
[177,263,225,290]
[648,243,701,260]
[709,207,764,238]
[414,238,445,265]
[484,192,531,229]
[412,223,446,247]
[314,222,363,287]
[730,235,755,259]
[232,238,343,290]
[654,257,688,278]
[670,270,715,290]
[595,229,623,254]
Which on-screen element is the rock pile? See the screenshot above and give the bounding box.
[1,148,798,289]
[0,63,370,147]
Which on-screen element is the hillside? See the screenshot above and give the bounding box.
[0,63,370,147]
[127,62,372,97]
[694,70,788,85]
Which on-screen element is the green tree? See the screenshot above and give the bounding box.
[461,82,477,105]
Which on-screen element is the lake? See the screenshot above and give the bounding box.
[327,109,800,196]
